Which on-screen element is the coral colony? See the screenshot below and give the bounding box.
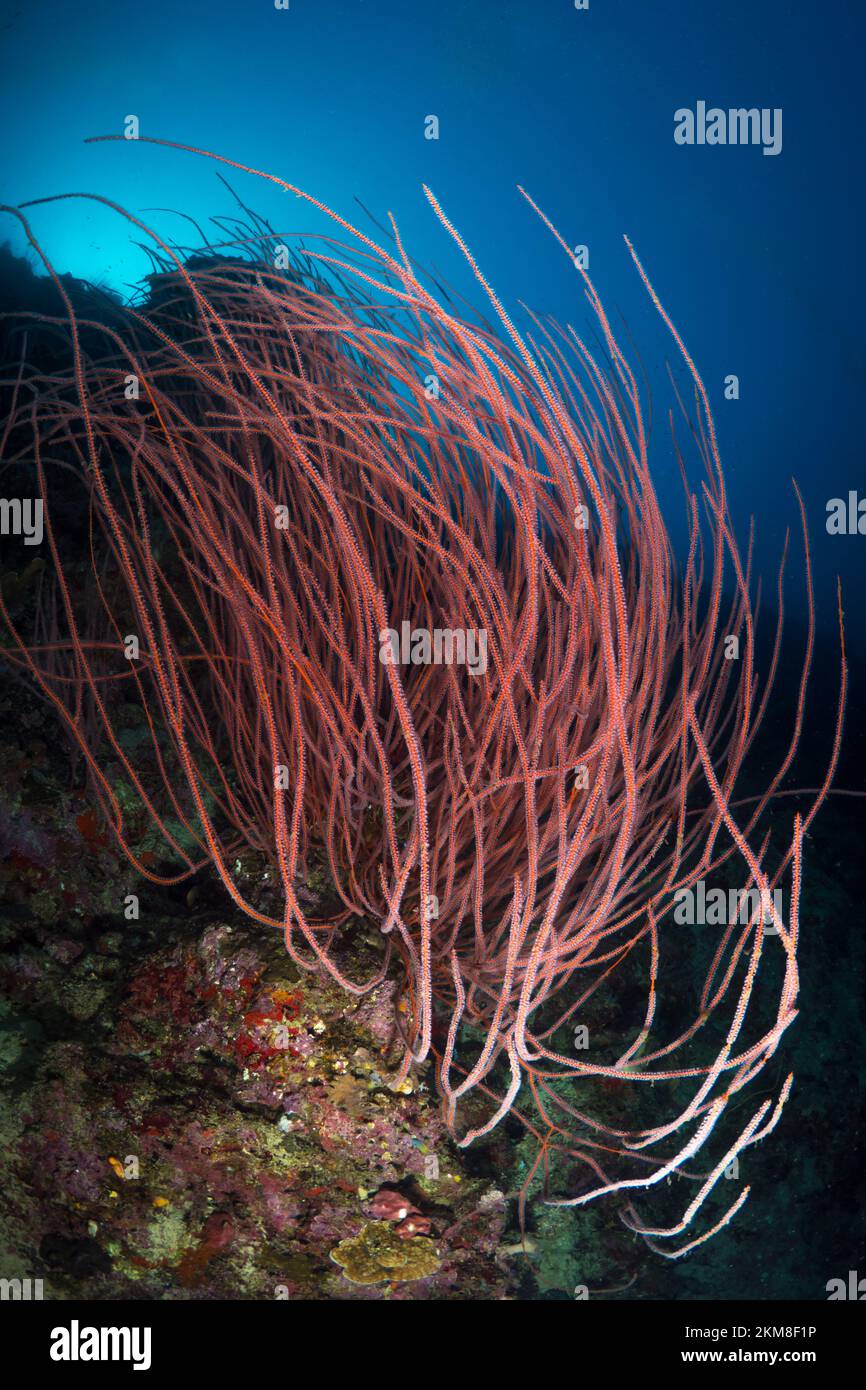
[0,138,844,1261]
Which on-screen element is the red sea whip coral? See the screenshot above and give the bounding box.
[0,139,845,1257]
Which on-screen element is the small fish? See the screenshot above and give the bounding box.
[499,1235,538,1258]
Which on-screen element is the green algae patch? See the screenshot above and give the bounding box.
[330,1221,440,1284]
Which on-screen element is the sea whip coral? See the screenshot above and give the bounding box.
[0,139,845,1256]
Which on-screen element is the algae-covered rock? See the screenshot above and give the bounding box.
[330,1221,440,1284]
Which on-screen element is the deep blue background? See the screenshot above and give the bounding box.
[1,0,864,672]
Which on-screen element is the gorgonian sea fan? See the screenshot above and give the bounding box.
[0,139,845,1256]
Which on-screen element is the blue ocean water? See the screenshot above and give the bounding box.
[1,0,863,682]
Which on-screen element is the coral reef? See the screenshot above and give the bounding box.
[0,686,518,1299]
